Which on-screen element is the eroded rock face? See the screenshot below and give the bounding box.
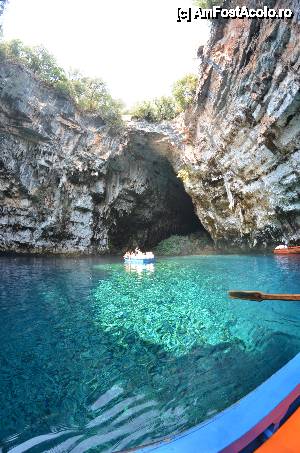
[1,0,300,255]
[0,61,202,254]
[179,0,300,248]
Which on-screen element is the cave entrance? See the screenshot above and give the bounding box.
[108,141,211,252]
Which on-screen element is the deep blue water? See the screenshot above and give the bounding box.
[1,254,300,452]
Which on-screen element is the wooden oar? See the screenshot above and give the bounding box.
[229,291,300,302]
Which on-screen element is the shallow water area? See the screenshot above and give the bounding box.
[1,254,300,452]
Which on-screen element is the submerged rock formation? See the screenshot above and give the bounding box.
[179,0,300,248]
[0,0,299,254]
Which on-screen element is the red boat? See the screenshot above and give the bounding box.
[273,245,300,255]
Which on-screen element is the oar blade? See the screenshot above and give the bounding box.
[229,291,264,301]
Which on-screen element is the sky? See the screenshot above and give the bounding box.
[2,0,210,107]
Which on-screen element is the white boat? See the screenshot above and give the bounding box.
[124,256,155,264]
[123,251,155,264]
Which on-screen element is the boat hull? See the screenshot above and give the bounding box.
[124,258,155,264]
[273,246,300,255]
[132,353,300,452]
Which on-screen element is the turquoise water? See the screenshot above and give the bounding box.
[1,254,300,452]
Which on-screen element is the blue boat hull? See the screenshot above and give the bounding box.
[132,353,300,452]
[124,258,155,264]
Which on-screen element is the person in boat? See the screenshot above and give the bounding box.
[134,247,145,258]
[124,248,155,260]
[124,250,136,258]
[275,244,288,250]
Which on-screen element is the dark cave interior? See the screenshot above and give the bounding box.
[107,143,210,252]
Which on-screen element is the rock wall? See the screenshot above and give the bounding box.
[180,0,300,248]
[0,61,201,254]
[1,0,300,254]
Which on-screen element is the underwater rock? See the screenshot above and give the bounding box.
[0,0,299,254]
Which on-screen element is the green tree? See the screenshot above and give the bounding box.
[0,39,68,86]
[71,76,107,110]
[172,74,198,111]
[0,39,123,126]
[130,74,199,122]
[0,38,24,60]
[194,0,219,7]
[154,96,176,121]
[131,96,176,123]
[131,100,157,122]
[26,45,67,84]
[67,73,123,125]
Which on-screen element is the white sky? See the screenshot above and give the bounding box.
[2,0,210,107]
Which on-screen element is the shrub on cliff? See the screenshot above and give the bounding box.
[131,74,198,122]
[177,169,190,184]
[154,96,177,121]
[131,100,156,122]
[0,39,123,126]
[66,71,124,125]
[131,96,176,122]
[194,0,219,7]
[0,39,67,84]
[172,74,198,111]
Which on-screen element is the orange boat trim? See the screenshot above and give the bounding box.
[273,246,300,255]
[257,406,300,452]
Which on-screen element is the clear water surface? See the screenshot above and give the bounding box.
[1,254,300,452]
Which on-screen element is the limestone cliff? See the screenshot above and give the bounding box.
[0,61,201,254]
[0,0,300,254]
[179,0,300,248]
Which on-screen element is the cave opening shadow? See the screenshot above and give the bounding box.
[108,143,211,251]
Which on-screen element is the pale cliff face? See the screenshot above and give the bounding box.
[0,0,299,254]
[179,0,300,248]
[0,62,201,254]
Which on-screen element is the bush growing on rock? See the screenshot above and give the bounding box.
[131,96,177,122]
[177,169,190,184]
[0,39,123,126]
[194,0,219,7]
[172,74,198,111]
[154,96,177,121]
[131,74,198,122]
[131,100,156,122]
[66,71,124,125]
[0,39,67,84]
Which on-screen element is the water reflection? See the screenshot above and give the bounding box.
[124,262,155,275]
[1,254,300,452]
[274,254,300,271]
